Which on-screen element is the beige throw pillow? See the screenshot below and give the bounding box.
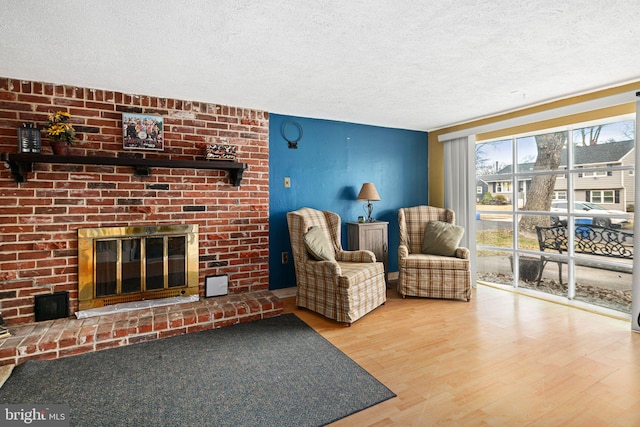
[421,221,464,257]
[304,226,335,261]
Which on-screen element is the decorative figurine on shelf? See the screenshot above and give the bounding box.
[206,143,237,161]
[43,111,76,155]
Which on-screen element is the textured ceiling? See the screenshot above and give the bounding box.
[2,0,640,131]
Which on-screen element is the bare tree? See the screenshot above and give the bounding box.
[576,125,603,146]
[475,141,506,178]
[475,144,492,178]
[622,120,636,141]
[519,131,567,232]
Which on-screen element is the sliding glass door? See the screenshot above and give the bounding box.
[476,117,635,314]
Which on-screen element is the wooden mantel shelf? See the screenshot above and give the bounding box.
[1,153,248,186]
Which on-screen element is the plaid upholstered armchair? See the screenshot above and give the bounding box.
[286,207,387,325]
[398,205,471,301]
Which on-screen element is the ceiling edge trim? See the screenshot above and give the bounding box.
[435,81,640,142]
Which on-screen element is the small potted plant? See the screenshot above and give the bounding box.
[44,111,76,155]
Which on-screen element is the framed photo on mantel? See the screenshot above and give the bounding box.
[122,113,164,151]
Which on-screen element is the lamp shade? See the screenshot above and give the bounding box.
[357,183,381,201]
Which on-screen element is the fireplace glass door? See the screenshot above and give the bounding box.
[95,240,117,297]
[146,237,164,291]
[78,224,198,310]
[167,236,187,288]
[122,239,141,294]
[93,235,188,298]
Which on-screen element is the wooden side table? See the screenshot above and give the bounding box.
[347,221,389,282]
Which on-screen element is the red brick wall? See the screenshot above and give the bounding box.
[0,77,269,324]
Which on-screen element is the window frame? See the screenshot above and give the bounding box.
[475,115,635,304]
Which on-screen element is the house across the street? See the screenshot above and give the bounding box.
[478,140,635,212]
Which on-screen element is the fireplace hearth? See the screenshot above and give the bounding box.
[78,225,199,311]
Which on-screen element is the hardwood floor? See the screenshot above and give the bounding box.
[282,284,640,426]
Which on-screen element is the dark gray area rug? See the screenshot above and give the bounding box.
[0,314,395,426]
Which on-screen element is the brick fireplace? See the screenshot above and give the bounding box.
[0,76,271,327]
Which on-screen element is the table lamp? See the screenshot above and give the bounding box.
[357,182,381,222]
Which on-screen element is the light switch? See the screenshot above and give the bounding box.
[284,177,291,188]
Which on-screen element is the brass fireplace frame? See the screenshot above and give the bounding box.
[77,224,199,311]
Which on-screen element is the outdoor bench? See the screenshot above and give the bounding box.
[534,224,633,286]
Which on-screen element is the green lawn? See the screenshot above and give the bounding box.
[476,229,539,252]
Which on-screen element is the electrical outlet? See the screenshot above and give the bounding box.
[281,252,289,264]
[284,177,291,188]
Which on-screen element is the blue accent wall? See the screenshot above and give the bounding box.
[268,113,428,289]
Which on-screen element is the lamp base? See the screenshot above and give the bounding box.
[365,201,375,222]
